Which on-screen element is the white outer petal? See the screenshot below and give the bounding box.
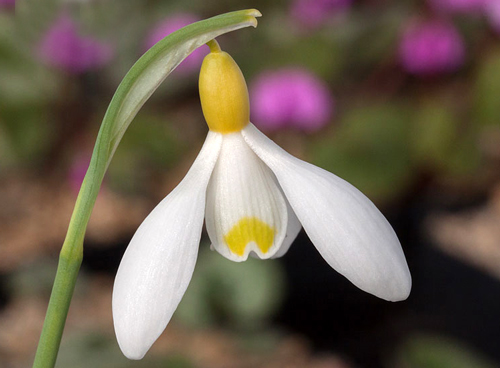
[242,124,411,301]
[112,131,222,359]
[205,132,288,261]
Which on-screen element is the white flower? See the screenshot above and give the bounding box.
[112,42,411,360]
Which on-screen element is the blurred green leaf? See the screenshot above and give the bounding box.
[411,93,481,179]
[119,115,183,168]
[474,47,500,127]
[56,333,194,368]
[7,259,59,298]
[312,102,414,202]
[108,114,184,193]
[240,11,345,81]
[443,127,482,178]
[396,334,497,368]
[176,245,285,329]
[0,18,61,107]
[266,33,344,81]
[1,106,53,165]
[340,8,404,76]
[411,99,458,169]
[0,124,16,169]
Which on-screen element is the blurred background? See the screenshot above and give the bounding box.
[1,0,500,367]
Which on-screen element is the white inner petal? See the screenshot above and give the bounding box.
[272,196,301,259]
[205,132,288,261]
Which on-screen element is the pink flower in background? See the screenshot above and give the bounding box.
[144,13,206,74]
[250,68,334,133]
[0,0,15,9]
[68,155,90,193]
[290,0,352,28]
[429,0,485,14]
[430,0,500,35]
[38,14,113,74]
[399,20,465,75]
[485,0,500,34]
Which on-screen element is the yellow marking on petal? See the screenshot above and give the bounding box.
[224,217,275,256]
[199,49,250,134]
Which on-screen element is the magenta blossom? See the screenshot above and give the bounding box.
[290,0,352,29]
[0,0,15,9]
[429,0,485,14]
[38,14,112,74]
[144,13,206,75]
[399,19,465,75]
[485,0,500,34]
[68,154,90,193]
[250,68,334,133]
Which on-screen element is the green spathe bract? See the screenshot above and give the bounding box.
[32,9,261,368]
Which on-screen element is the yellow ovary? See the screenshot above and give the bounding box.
[199,47,250,134]
[224,217,275,256]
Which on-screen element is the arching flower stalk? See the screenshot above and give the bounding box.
[113,39,412,360]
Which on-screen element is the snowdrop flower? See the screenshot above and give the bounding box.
[113,41,411,360]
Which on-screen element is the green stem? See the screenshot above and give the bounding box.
[32,250,82,368]
[33,167,103,368]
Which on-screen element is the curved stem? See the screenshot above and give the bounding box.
[33,168,103,368]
